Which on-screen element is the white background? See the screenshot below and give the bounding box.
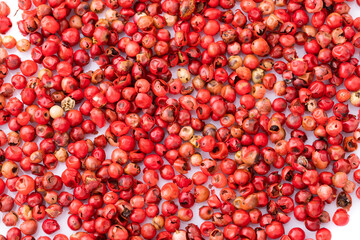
[2,0,360,239]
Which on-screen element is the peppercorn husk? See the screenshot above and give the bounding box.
[305,99,317,112]
[189,135,201,148]
[61,96,75,112]
[265,14,283,31]
[177,68,191,83]
[252,68,265,84]
[54,147,68,162]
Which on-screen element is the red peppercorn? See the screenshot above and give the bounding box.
[332,209,350,226]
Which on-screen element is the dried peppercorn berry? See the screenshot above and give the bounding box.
[0,15,11,34]
[332,209,350,226]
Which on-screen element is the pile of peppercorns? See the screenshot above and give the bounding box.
[1,0,360,239]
